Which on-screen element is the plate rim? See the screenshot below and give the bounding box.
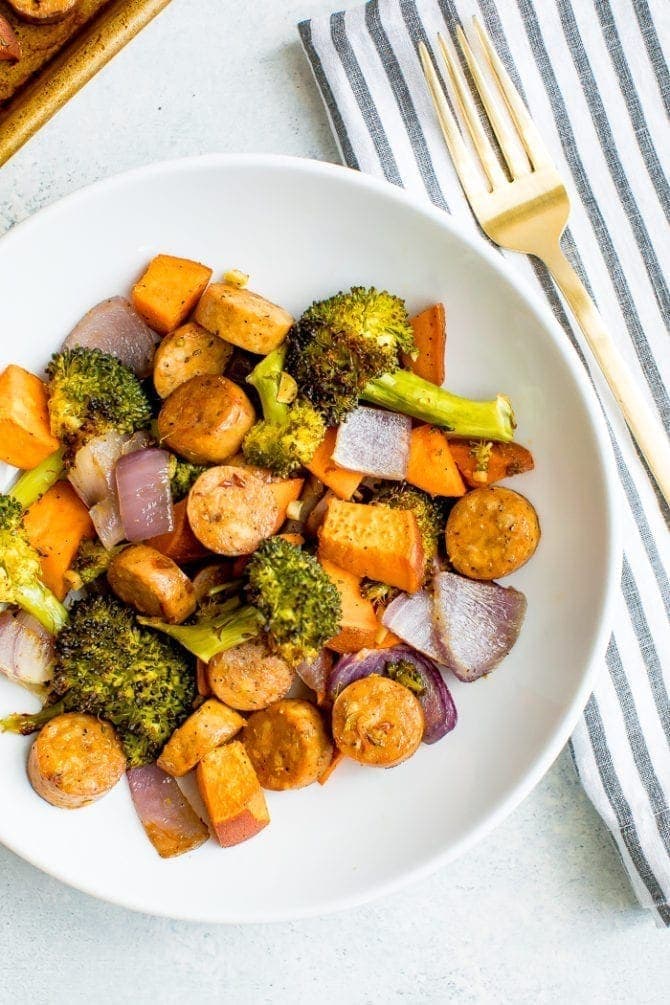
[0,153,622,922]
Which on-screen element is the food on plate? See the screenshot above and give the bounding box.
[242,347,325,477]
[332,675,424,767]
[403,303,446,385]
[195,282,293,354]
[107,544,196,623]
[1,595,196,767]
[127,763,209,858]
[157,699,244,777]
[0,364,60,468]
[157,374,255,465]
[28,712,126,809]
[243,699,333,790]
[196,741,270,846]
[318,498,426,594]
[132,254,212,334]
[0,15,21,61]
[6,0,79,24]
[448,440,535,487]
[446,486,540,580]
[207,639,294,711]
[152,321,233,399]
[0,257,539,858]
[187,465,278,555]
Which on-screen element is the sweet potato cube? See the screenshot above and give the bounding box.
[320,559,384,654]
[157,699,245,777]
[132,254,213,334]
[24,483,95,600]
[405,425,466,497]
[196,741,270,847]
[148,498,209,564]
[318,499,425,594]
[305,428,364,500]
[0,365,60,469]
[403,304,446,385]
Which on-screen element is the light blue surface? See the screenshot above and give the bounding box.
[0,2,667,999]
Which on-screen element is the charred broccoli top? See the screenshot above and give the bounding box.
[47,347,152,457]
[139,538,342,668]
[63,538,125,592]
[242,347,326,477]
[0,495,68,634]
[1,595,196,767]
[285,287,415,424]
[168,455,207,501]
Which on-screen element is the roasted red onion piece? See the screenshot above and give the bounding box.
[333,406,411,480]
[68,431,127,507]
[296,648,333,694]
[381,589,447,663]
[127,764,209,858]
[89,495,125,549]
[115,448,174,543]
[0,610,54,687]
[64,296,159,378]
[432,571,527,681]
[328,644,456,743]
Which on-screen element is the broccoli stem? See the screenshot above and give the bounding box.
[15,581,69,635]
[9,448,65,509]
[246,348,289,425]
[0,699,65,735]
[138,604,264,663]
[361,371,516,442]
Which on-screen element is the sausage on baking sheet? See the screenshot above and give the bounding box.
[107,544,196,624]
[157,374,255,465]
[208,639,295,712]
[445,485,540,581]
[187,466,279,556]
[28,713,126,809]
[243,699,333,790]
[331,675,424,768]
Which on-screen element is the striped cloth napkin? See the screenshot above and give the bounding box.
[298,0,670,924]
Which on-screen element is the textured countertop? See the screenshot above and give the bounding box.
[0,1,667,1000]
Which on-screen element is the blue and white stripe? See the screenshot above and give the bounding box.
[299,0,670,925]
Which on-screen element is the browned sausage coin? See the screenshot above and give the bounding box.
[157,374,255,465]
[332,675,424,768]
[243,699,333,790]
[208,639,295,711]
[446,485,540,581]
[187,465,279,556]
[107,544,196,623]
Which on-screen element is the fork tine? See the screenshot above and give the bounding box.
[471,16,553,170]
[436,33,506,189]
[455,25,529,179]
[418,42,487,200]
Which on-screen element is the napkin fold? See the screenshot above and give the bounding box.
[299,0,670,925]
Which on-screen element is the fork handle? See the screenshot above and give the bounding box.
[541,244,670,508]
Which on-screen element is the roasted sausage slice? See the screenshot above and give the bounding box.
[187,466,279,556]
[157,699,245,777]
[445,485,540,581]
[153,322,233,399]
[243,699,333,790]
[332,675,424,767]
[194,283,293,355]
[107,544,196,623]
[6,0,78,23]
[28,713,126,809]
[157,374,255,465]
[208,639,295,711]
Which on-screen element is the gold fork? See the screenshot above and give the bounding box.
[419,18,670,507]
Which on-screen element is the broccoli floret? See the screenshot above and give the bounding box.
[1,595,196,767]
[359,579,401,609]
[242,347,326,477]
[285,287,415,424]
[370,483,445,558]
[9,447,65,509]
[46,347,152,458]
[285,287,516,440]
[168,455,206,501]
[0,495,68,634]
[63,538,125,592]
[139,538,342,668]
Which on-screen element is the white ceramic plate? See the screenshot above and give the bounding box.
[0,155,619,922]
